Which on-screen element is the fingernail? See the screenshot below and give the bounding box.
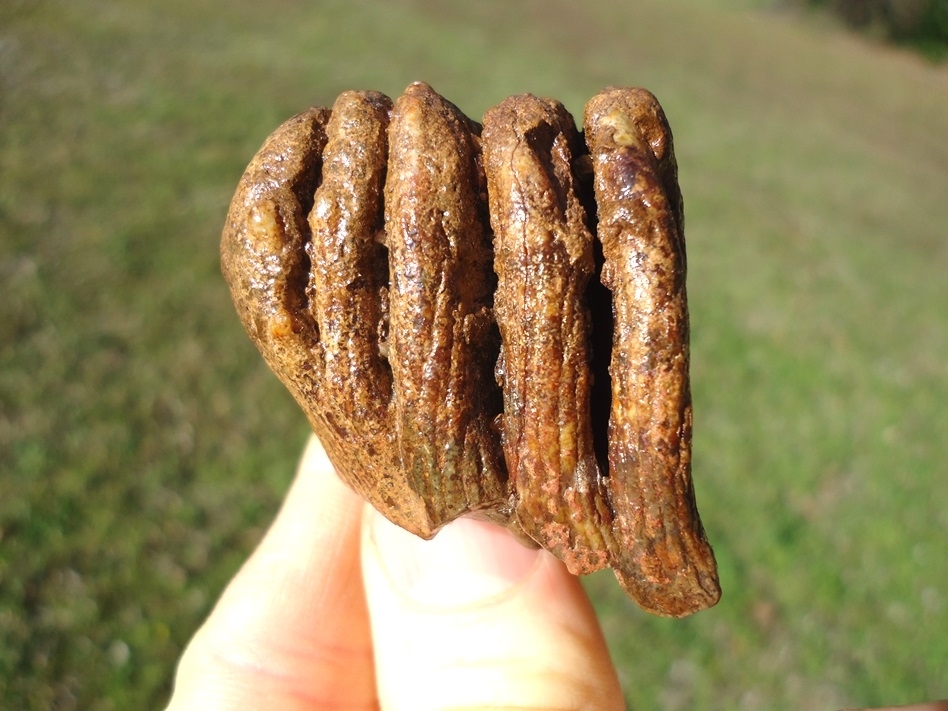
[368,511,543,608]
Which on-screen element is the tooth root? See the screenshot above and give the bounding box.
[220,105,330,428]
[584,87,719,617]
[482,94,615,575]
[385,81,507,534]
[308,90,393,429]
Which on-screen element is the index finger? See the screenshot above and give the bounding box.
[165,434,377,710]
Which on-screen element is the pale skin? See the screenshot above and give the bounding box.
[165,434,947,711]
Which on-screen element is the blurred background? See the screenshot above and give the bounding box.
[2,0,946,708]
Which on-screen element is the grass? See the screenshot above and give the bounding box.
[2,0,947,708]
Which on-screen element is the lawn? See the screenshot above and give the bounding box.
[2,0,947,708]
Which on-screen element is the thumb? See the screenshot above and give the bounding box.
[362,509,625,711]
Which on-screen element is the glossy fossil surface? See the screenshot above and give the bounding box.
[221,81,720,617]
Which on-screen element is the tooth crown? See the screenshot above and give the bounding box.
[221,81,720,617]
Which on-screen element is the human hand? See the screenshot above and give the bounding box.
[165,435,948,711]
[165,434,626,710]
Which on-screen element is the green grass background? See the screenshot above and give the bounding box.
[2,0,947,708]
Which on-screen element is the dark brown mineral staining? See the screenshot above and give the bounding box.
[221,81,720,617]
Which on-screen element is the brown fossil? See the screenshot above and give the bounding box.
[221,81,720,617]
